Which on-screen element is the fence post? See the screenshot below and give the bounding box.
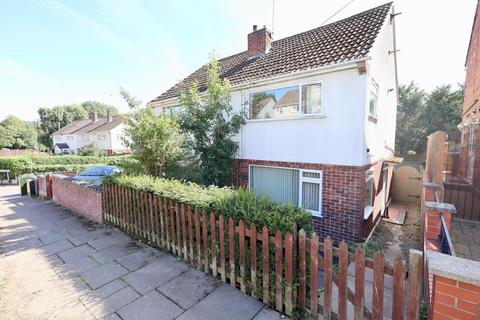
[407,249,423,320]
[250,223,257,299]
[262,226,270,305]
[324,236,333,320]
[298,229,307,310]
[275,230,283,312]
[354,247,365,320]
[310,233,319,318]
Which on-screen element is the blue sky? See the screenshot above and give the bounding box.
[0,0,477,120]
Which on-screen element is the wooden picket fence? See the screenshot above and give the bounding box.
[102,184,423,319]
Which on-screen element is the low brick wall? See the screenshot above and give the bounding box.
[52,175,103,224]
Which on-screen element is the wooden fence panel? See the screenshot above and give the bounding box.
[250,223,257,299]
[262,226,269,305]
[102,186,420,320]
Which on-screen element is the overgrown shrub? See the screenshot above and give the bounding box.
[0,154,135,177]
[104,175,312,233]
[77,143,101,156]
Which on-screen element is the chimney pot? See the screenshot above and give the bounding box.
[92,111,98,122]
[253,25,257,31]
[107,108,113,122]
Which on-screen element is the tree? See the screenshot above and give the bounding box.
[395,82,427,155]
[80,101,118,118]
[0,116,37,149]
[37,105,88,148]
[179,59,246,186]
[122,90,183,176]
[395,82,463,155]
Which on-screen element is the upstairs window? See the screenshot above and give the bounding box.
[249,83,323,120]
[368,85,378,117]
[97,134,106,141]
[163,105,183,116]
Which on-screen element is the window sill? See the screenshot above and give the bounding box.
[368,115,378,123]
[364,206,374,220]
[246,113,327,123]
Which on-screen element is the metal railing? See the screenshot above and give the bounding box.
[438,214,455,256]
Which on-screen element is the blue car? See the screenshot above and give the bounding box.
[73,166,122,185]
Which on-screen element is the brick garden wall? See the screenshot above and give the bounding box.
[431,275,480,320]
[233,159,385,243]
[52,175,103,224]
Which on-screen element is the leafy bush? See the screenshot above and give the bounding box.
[0,154,134,177]
[105,175,312,233]
[77,143,101,156]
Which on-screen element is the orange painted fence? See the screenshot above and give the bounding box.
[103,184,423,319]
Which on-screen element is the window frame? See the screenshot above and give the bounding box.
[97,134,106,141]
[248,164,323,217]
[368,82,379,118]
[364,171,375,219]
[246,80,325,121]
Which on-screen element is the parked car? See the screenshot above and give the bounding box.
[73,166,122,185]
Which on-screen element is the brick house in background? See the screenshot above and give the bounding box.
[51,109,129,155]
[449,0,480,186]
[150,3,399,243]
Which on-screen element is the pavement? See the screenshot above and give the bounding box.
[451,218,480,261]
[0,185,286,320]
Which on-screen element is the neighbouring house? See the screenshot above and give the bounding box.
[51,109,129,155]
[150,3,399,243]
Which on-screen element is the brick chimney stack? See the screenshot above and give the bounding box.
[92,111,98,122]
[247,25,272,58]
[107,108,113,122]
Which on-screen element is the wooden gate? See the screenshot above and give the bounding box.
[392,166,421,203]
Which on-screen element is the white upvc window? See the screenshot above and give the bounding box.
[299,170,323,217]
[97,134,106,141]
[248,82,323,120]
[364,170,375,219]
[249,165,323,217]
[368,81,379,118]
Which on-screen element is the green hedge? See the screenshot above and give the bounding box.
[105,175,312,233]
[0,155,142,177]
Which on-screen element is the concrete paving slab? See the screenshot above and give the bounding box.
[90,241,143,264]
[252,307,286,320]
[122,254,188,294]
[83,286,140,318]
[117,290,183,320]
[81,261,129,289]
[88,231,132,251]
[157,268,219,309]
[115,246,164,271]
[39,239,74,256]
[58,244,97,263]
[55,255,100,278]
[94,279,128,299]
[176,284,264,320]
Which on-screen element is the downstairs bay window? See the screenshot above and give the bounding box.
[249,165,322,216]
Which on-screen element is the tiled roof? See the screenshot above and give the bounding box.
[151,2,392,104]
[274,89,299,108]
[52,115,124,135]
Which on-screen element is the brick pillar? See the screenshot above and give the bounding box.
[424,202,456,242]
[427,251,480,320]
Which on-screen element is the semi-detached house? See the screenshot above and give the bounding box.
[51,109,129,155]
[150,3,399,243]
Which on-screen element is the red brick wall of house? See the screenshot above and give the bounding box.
[52,175,103,224]
[463,1,480,122]
[233,159,386,243]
